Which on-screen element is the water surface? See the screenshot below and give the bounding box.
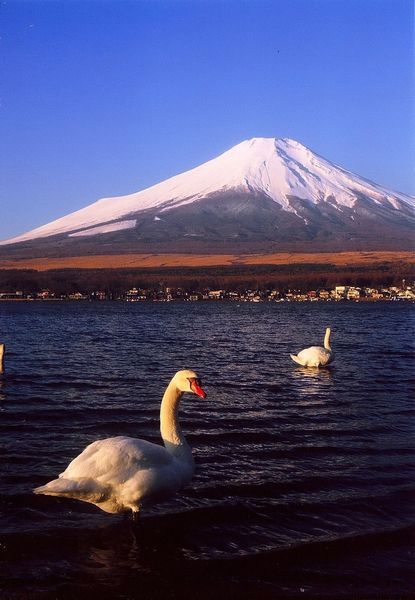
[0,301,414,598]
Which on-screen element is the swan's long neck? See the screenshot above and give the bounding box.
[160,380,193,463]
[324,328,331,350]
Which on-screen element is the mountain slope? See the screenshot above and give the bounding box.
[1,137,413,254]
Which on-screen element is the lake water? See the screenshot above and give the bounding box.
[0,300,414,599]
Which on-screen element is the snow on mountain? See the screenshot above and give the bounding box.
[68,219,137,237]
[1,137,413,246]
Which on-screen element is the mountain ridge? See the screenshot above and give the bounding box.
[1,137,413,254]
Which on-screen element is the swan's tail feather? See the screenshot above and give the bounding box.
[290,354,303,366]
[34,477,108,502]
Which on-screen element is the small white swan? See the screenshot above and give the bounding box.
[290,327,334,368]
[34,369,206,516]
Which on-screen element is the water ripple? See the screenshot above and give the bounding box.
[0,300,414,598]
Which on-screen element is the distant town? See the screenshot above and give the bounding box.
[1,282,414,302]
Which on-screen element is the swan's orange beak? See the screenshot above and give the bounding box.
[190,379,207,399]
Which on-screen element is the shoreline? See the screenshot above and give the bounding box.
[0,297,413,303]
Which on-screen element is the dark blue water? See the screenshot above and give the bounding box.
[0,301,414,599]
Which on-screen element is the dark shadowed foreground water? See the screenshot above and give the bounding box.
[0,301,414,599]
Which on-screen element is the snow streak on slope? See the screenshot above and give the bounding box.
[1,138,413,245]
[68,220,136,237]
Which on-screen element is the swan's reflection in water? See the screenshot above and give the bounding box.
[87,523,155,576]
[291,366,333,402]
[0,378,6,405]
[81,516,200,594]
[292,366,333,381]
[53,513,287,597]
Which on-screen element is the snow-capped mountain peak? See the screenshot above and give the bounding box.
[1,137,413,247]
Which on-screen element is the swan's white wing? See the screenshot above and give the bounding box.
[60,436,172,485]
[297,346,332,367]
[34,437,178,510]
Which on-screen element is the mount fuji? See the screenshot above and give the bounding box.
[1,137,413,255]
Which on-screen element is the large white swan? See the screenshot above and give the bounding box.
[34,369,206,516]
[290,327,334,367]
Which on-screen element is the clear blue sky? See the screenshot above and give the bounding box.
[1,0,413,240]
